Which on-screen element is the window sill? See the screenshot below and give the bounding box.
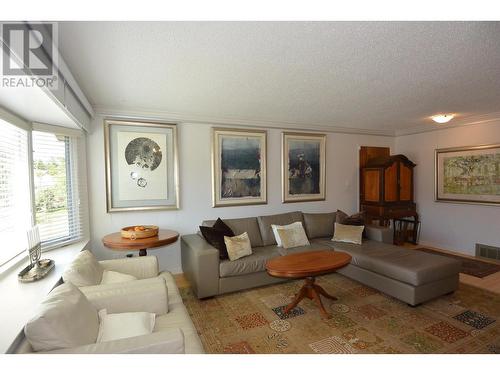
[0,239,88,353]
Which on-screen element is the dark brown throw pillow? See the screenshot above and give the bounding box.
[199,218,235,260]
[336,210,366,237]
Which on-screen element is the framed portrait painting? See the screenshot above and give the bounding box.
[282,132,326,203]
[212,128,267,207]
[435,143,500,205]
[104,119,179,212]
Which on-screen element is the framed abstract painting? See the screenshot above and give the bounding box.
[212,128,267,207]
[435,143,500,205]
[104,119,179,212]
[282,132,326,203]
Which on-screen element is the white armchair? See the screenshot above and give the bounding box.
[22,277,184,354]
[17,253,204,354]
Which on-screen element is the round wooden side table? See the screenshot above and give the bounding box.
[102,229,179,257]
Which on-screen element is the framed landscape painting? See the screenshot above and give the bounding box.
[104,119,179,212]
[435,144,500,205]
[212,128,267,207]
[282,132,326,203]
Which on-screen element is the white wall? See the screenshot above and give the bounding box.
[87,114,393,273]
[395,122,500,255]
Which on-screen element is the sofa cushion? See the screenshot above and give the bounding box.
[277,242,331,256]
[329,240,461,286]
[303,212,336,239]
[202,217,263,247]
[219,246,281,277]
[62,250,104,287]
[310,237,336,247]
[257,211,304,246]
[100,270,138,285]
[24,282,99,352]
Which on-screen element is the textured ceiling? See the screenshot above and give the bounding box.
[58,21,500,132]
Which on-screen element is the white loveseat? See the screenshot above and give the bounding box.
[15,254,204,354]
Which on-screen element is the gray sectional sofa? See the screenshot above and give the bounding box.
[181,211,461,306]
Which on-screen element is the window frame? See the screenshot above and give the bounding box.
[0,109,87,267]
[32,127,84,251]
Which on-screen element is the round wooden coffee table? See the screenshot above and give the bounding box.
[102,229,179,257]
[266,250,351,319]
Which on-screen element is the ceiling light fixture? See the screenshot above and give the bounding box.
[431,114,455,124]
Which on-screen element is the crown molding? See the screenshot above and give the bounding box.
[395,112,500,136]
[93,105,395,137]
[93,106,500,138]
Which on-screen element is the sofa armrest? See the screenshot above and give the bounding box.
[98,256,159,279]
[43,329,185,354]
[365,224,393,244]
[181,234,219,299]
[80,277,168,314]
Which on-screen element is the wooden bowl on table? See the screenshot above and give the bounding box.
[121,225,159,240]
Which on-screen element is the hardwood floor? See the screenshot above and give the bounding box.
[173,245,500,295]
[173,273,190,289]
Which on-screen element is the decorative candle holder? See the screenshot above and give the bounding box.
[18,226,55,283]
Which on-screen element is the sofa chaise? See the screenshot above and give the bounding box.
[181,211,461,306]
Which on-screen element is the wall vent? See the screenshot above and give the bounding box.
[475,243,500,260]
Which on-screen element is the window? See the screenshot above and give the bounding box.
[33,132,70,243]
[0,116,89,267]
[0,119,32,265]
[32,129,89,249]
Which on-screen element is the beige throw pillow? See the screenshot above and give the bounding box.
[224,232,253,261]
[332,223,364,245]
[24,282,99,352]
[276,222,310,249]
[271,221,304,247]
[96,309,155,343]
[62,250,104,287]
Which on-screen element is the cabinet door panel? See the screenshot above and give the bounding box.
[399,163,412,201]
[384,163,398,201]
[363,170,380,202]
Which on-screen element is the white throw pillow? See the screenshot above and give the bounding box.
[224,232,253,261]
[24,282,99,351]
[332,223,365,245]
[62,250,104,287]
[97,309,155,343]
[275,222,310,249]
[271,222,304,247]
[100,270,138,285]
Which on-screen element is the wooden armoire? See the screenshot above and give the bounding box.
[360,154,418,224]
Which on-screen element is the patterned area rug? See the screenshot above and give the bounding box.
[180,274,500,354]
[416,248,500,278]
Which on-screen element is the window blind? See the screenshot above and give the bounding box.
[0,119,32,266]
[32,129,89,249]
